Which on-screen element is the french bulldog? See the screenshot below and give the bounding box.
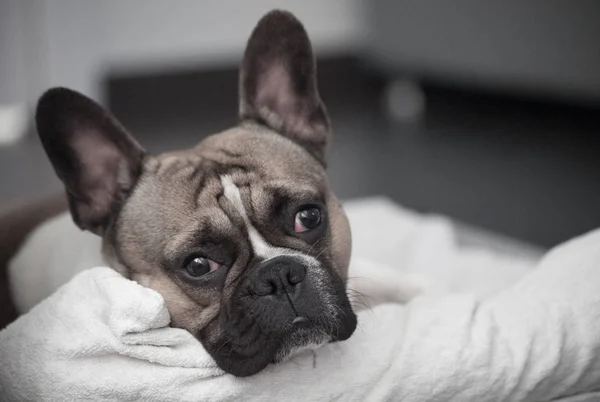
[1,10,424,377]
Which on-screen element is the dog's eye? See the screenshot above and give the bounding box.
[183,256,221,278]
[294,207,322,233]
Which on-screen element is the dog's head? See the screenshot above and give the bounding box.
[35,10,356,377]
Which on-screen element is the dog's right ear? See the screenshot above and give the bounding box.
[36,87,146,235]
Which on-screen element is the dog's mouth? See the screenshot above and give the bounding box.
[202,304,357,377]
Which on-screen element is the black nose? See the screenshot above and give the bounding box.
[251,256,307,296]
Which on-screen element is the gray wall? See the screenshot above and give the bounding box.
[365,0,600,104]
[0,0,364,106]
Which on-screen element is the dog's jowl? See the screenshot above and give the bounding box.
[33,10,356,377]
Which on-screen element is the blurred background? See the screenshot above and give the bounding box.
[1,0,599,250]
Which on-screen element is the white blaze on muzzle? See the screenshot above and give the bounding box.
[220,174,317,266]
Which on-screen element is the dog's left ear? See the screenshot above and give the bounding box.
[239,10,331,166]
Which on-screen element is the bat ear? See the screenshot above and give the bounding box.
[239,10,331,166]
[36,87,146,234]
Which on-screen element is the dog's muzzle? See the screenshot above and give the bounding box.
[205,255,356,377]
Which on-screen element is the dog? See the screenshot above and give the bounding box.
[0,10,424,377]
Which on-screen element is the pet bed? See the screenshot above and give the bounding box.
[2,197,600,401]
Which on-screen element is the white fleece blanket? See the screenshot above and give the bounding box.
[2,197,600,401]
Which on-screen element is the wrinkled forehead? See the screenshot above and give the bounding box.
[151,124,328,195]
[120,125,329,251]
[197,124,326,178]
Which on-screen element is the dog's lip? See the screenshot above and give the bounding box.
[219,318,320,357]
[283,315,319,333]
[292,316,309,326]
[209,316,342,376]
[329,310,358,342]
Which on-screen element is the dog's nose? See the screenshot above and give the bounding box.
[251,256,306,296]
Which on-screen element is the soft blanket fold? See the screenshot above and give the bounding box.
[2,198,600,401]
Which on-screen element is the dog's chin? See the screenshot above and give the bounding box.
[205,328,329,377]
[205,313,357,377]
[273,328,331,363]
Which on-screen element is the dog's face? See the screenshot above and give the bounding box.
[35,10,356,377]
